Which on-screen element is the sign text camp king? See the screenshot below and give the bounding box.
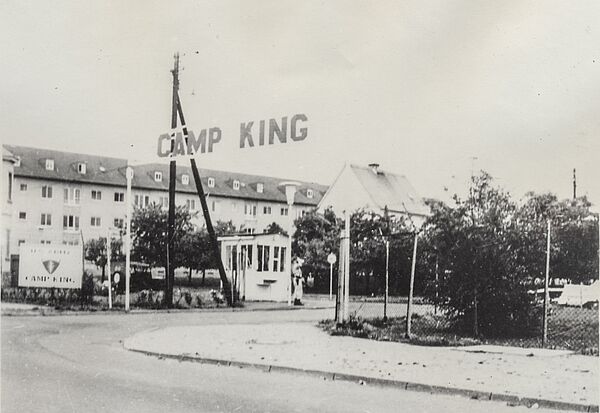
[156,114,308,158]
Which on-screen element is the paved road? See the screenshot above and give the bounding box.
[2,309,557,413]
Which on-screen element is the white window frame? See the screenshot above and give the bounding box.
[186,199,196,210]
[207,177,215,188]
[20,183,27,191]
[91,189,102,200]
[45,159,54,171]
[90,216,101,227]
[233,180,240,190]
[19,211,26,221]
[78,163,86,174]
[63,215,80,231]
[40,213,52,227]
[154,171,163,182]
[307,189,314,198]
[114,218,124,228]
[64,187,81,205]
[257,183,264,193]
[182,174,189,185]
[41,185,53,199]
[114,192,125,202]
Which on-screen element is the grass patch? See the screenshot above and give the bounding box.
[320,306,599,355]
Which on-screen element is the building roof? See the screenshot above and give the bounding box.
[2,147,19,163]
[4,145,327,206]
[350,164,430,217]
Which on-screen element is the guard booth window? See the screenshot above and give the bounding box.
[256,245,270,272]
[273,247,280,272]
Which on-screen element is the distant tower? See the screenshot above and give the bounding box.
[573,168,577,199]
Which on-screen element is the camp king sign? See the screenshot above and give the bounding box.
[157,114,308,157]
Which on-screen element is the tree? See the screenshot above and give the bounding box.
[178,228,214,285]
[292,208,341,290]
[131,203,195,270]
[84,237,124,282]
[264,222,287,235]
[421,172,539,337]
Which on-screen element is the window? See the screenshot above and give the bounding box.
[233,180,240,190]
[63,215,80,230]
[19,212,26,220]
[245,203,256,217]
[273,246,280,272]
[41,240,51,245]
[40,213,52,226]
[114,192,124,202]
[159,196,169,208]
[280,247,286,272]
[90,217,101,227]
[64,187,80,205]
[91,190,102,200]
[135,195,150,207]
[114,218,124,228]
[211,200,217,212]
[281,207,288,216]
[8,172,12,201]
[186,199,196,210]
[20,183,27,191]
[18,240,25,246]
[181,174,189,185]
[41,185,53,199]
[207,177,215,188]
[263,206,272,215]
[257,245,270,272]
[45,159,54,171]
[78,163,86,174]
[154,171,162,182]
[257,183,264,193]
[307,189,314,198]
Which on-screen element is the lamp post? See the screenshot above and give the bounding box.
[279,181,300,306]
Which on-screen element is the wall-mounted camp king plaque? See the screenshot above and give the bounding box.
[18,244,83,289]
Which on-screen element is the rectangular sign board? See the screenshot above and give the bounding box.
[18,244,83,289]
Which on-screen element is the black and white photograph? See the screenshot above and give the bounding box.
[1,1,599,412]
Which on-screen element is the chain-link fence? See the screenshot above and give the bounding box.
[336,287,599,355]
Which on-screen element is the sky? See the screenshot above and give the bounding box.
[1,0,599,206]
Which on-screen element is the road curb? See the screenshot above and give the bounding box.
[125,347,598,412]
[0,303,334,317]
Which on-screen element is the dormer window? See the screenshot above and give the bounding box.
[45,159,54,171]
[307,189,314,199]
[181,174,189,185]
[233,180,240,190]
[77,163,86,174]
[256,183,264,193]
[207,177,215,188]
[154,171,163,182]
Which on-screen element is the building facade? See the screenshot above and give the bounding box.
[4,145,327,266]
[2,148,19,279]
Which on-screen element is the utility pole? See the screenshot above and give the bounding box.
[384,238,389,321]
[165,53,179,308]
[174,89,233,306]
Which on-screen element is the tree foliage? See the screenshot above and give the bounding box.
[130,203,195,269]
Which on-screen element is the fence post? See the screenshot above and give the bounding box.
[384,239,389,321]
[406,232,418,338]
[542,219,551,348]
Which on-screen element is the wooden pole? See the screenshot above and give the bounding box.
[542,219,551,348]
[406,232,418,338]
[174,91,233,306]
[107,230,112,310]
[125,166,133,311]
[165,53,180,308]
[343,211,350,322]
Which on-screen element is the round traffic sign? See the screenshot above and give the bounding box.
[113,272,121,284]
[327,253,337,264]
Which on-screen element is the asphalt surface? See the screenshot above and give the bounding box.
[2,308,561,413]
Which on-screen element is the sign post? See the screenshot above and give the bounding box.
[327,253,336,300]
[125,166,133,312]
[405,232,418,338]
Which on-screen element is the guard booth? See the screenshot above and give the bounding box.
[218,233,290,302]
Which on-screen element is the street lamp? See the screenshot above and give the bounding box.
[279,181,300,306]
